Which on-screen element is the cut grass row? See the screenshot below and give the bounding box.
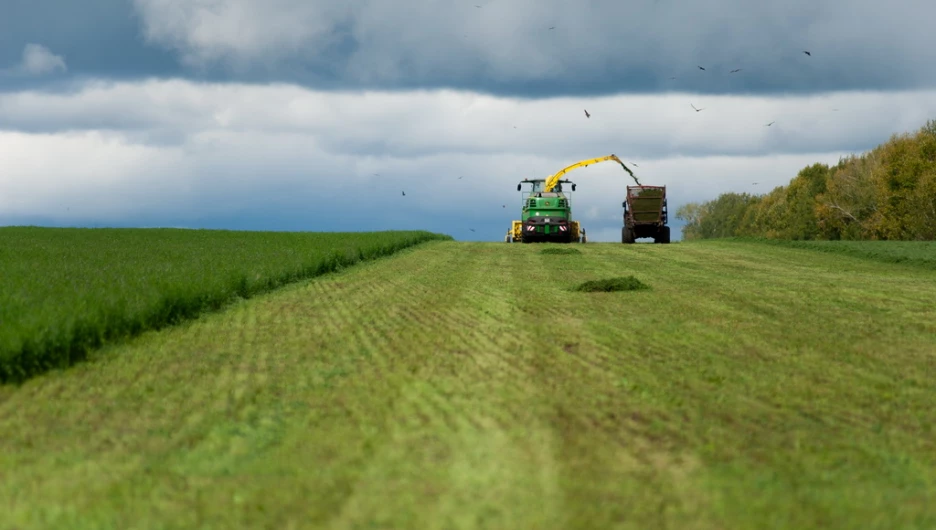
[726,237,936,268]
[1,239,934,528]
[0,227,451,384]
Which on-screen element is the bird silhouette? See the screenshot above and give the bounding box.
[502,205,506,208]
[584,109,591,118]
[730,68,742,73]
[402,191,406,196]
[803,51,811,56]
[548,26,555,29]
[766,121,775,126]
[469,228,476,232]
[631,162,639,167]
[698,66,706,71]
[458,176,463,179]
[690,103,705,112]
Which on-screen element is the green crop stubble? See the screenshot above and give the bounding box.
[0,227,451,384]
[1,240,935,529]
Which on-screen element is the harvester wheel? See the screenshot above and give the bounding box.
[655,226,671,244]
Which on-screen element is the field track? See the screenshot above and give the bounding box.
[2,240,935,529]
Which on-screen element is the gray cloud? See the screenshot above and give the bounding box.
[0,0,179,91]
[2,80,934,160]
[19,44,67,75]
[3,0,934,97]
[128,0,936,96]
[0,44,67,78]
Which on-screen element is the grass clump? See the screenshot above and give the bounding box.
[540,247,581,255]
[573,275,649,292]
[0,227,451,384]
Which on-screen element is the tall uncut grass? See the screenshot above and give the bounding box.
[0,227,451,383]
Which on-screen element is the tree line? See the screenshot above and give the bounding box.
[676,119,936,240]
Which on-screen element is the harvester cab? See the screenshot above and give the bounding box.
[506,178,583,243]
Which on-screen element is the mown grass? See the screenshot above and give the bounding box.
[727,237,936,269]
[0,227,451,383]
[1,239,935,529]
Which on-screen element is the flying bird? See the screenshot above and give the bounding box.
[584,109,591,118]
[502,205,506,208]
[730,68,742,73]
[402,191,406,196]
[549,26,555,29]
[458,176,463,179]
[631,162,639,167]
[669,76,677,80]
[766,121,775,126]
[469,229,476,232]
[690,103,704,112]
[698,66,706,71]
[803,51,811,56]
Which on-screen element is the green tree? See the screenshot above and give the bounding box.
[675,117,936,241]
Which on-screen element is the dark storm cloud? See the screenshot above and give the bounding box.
[4,0,935,97]
[0,0,180,92]
[129,0,936,96]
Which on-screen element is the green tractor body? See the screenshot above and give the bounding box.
[507,179,584,243]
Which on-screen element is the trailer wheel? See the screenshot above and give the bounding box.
[655,226,671,244]
[622,226,635,244]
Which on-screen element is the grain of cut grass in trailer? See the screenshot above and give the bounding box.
[1,240,934,529]
[0,227,451,383]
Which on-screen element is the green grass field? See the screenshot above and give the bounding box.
[1,236,935,529]
[727,237,936,268]
[0,227,451,383]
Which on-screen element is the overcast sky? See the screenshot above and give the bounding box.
[2,0,936,241]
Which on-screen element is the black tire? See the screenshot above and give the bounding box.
[622,226,635,244]
[655,226,671,244]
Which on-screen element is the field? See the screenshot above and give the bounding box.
[2,235,935,529]
[728,238,936,268]
[0,227,451,383]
